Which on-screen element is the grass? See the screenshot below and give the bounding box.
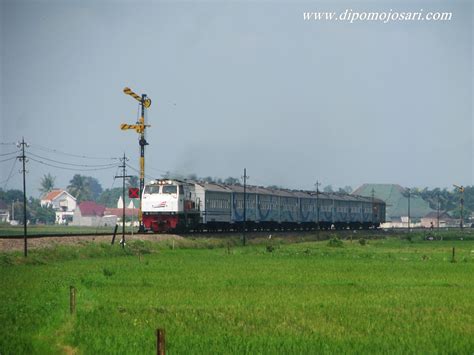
[0,224,118,237]
[0,235,473,354]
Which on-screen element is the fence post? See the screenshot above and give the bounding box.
[156,328,165,355]
[70,286,76,314]
[451,247,456,263]
[111,225,118,245]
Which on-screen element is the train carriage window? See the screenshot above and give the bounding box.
[179,185,184,194]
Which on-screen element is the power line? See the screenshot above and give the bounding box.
[28,156,117,172]
[29,143,118,161]
[0,156,17,163]
[0,150,20,157]
[27,151,118,168]
[1,158,17,189]
[125,163,155,181]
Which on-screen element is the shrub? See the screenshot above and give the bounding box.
[102,267,115,277]
[359,238,367,246]
[328,237,343,248]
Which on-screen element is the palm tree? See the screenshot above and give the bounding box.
[39,173,56,196]
[67,174,92,202]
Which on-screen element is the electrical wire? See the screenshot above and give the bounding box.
[0,156,17,163]
[125,163,155,181]
[1,158,17,189]
[0,150,20,157]
[29,143,119,161]
[28,156,118,172]
[27,151,118,168]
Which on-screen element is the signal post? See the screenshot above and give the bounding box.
[121,87,152,232]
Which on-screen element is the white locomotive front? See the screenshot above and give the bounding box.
[142,179,200,232]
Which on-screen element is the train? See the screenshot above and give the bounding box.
[141,179,386,233]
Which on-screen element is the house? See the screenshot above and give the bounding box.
[41,189,77,224]
[117,196,139,209]
[71,201,116,227]
[420,211,456,228]
[0,200,10,223]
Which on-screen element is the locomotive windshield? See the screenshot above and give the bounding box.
[144,185,160,194]
[162,185,177,194]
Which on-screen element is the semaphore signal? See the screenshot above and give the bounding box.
[120,86,153,232]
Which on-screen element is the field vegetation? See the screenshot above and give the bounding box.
[1,233,473,354]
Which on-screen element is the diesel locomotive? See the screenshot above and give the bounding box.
[141,179,385,233]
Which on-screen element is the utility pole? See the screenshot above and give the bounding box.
[17,138,28,257]
[115,154,132,248]
[453,185,464,229]
[371,187,375,228]
[437,191,440,230]
[315,181,321,232]
[242,168,249,246]
[407,188,411,231]
[121,87,152,233]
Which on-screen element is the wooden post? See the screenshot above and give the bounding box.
[156,329,165,355]
[451,247,456,263]
[70,286,76,314]
[111,225,118,245]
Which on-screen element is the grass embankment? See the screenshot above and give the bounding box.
[0,224,118,237]
[0,234,473,354]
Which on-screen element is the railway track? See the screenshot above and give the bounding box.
[1,226,471,240]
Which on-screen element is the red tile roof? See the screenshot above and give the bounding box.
[78,201,106,217]
[42,189,64,201]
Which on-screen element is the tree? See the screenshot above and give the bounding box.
[97,188,123,208]
[127,176,139,188]
[39,173,56,196]
[343,185,353,194]
[29,198,56,224]
[85,177,103,200]
[67,175,102,202]
[68,175,91,202]
[224,177,240,185]
[323,185,334,193]
[0,188,23,204]
[337,186,353,194]
[203,176,215,183]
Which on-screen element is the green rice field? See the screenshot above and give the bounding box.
[1,234,473,354]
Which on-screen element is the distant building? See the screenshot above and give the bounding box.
[117,196,139,209]
[0,200,10,223]
[105,207,139,227]
[352,184,434,228]
[40,189,77,224]
[420,211,456,228]
[71,201,116,227]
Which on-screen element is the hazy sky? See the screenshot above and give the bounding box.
[1,0,472,196]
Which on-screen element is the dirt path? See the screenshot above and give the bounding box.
[0,234,182,252]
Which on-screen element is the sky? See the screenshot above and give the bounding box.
[0,0,472,197]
